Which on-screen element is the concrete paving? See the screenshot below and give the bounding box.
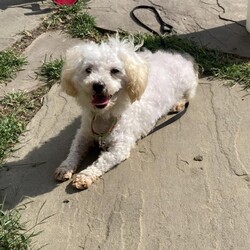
[0,0,51,50]
[0,31,81,98]
[0,0,250,249]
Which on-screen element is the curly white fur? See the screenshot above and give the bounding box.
[54,37,198,189]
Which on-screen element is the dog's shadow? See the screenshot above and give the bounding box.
[0,117,100,209]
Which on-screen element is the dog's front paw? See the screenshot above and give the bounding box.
[72,173,96,190]
[54,166,75,182]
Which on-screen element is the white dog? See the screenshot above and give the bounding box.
[54,37,198,189]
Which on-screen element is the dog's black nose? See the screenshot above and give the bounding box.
[93,82,105,93]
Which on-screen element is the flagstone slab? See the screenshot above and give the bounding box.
[1,81,250,249]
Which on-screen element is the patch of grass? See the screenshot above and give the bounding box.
[0,50,27,84]
[134,34,250,88]
[0,115,25,160]
[44,0,86,29]
[1,90,47,122]
[0,202,33,250]
[39,57,64,86]
[43,0,98,39]
[214,63,250,89]
[0,200,53,250]
[0,88,48,163]
[67,12,97,38]
[1,91,33,111]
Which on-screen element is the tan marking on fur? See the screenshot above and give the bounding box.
[170,99,187,113]
[123,54,148,102]
[61,68,78,96]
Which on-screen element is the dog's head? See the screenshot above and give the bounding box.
[61,37,148,114]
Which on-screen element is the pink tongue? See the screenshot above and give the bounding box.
[92,95,109,105]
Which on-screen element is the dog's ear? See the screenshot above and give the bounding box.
[61,46,81,97]
[61,67,77,97]
[123,53,148,103]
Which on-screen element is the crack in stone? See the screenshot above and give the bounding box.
[216,0,225,13]
[216,0,245,27]
[98,194,124,248]
[210,84,248,177]
[121,190,144,250]
[200,0,216,6]
[81,221,92,250]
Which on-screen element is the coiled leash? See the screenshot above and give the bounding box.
[130,5,173,36]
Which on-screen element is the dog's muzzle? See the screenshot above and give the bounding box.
[92,82,110,109]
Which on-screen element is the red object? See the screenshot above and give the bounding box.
[54,0,78,6]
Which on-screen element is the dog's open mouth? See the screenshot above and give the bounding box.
[92,94,111,109]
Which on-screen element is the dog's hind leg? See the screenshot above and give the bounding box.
[171,80,197,113]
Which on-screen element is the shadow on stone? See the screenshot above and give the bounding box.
[0,0,45,9]
[0,117,99,208]
[182,20,250,58]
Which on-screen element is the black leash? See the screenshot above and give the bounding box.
[94,5,174,37]
[148,102,189,136]
[130,5,173,36]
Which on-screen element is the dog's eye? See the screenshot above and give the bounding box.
[110,68,120,74]
[85,67,92,74]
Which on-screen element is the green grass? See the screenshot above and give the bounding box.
[0,50,27,83]
[0,115,25,161]
[215,63,250,88]
[1,91,35,112]
[0,88,48,163]
[134,34,250,89]
[0,201,53,250]
[44,0,98,39]
[67,12,97,38]
[39,57,64,86]
[0,202,33,250]
[44,0,86,29]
